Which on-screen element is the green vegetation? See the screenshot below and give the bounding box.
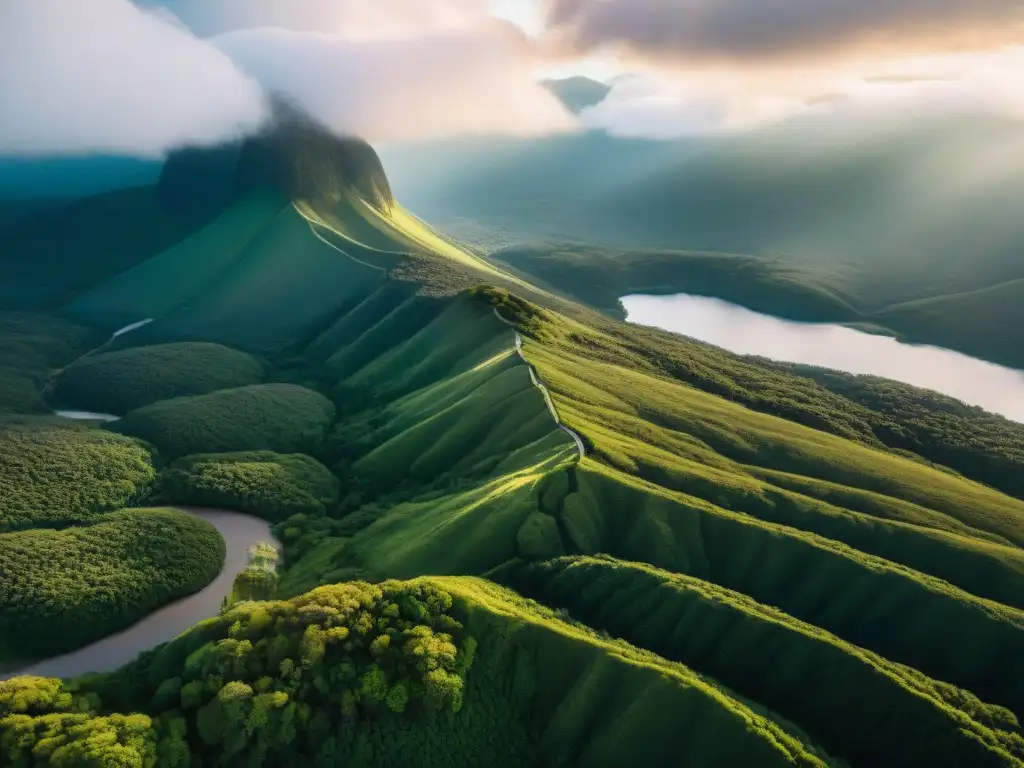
[382,120,1024,367]
[0,508,224,661]
[229,542,280,604]
[3,578,840,767]
[4,122,1024,766]
[111,384,335,460]
[499,556,1023,766]
[28,581,475,766]
[0,185,215,309]
[156,451,340,522]
[495,243,857,322]
[49,341,265,416]
[765,359,1024,499]
[0,312,102,414]
[0,422,154,530]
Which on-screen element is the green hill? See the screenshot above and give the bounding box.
[49,342,266,416]
[111,384,335,460]
[0,508,224,663]
[0,421,154,531]
[1,116,1023,766]
[379,117,1024,367]
[3,578,841,767]
[155,451,340,522]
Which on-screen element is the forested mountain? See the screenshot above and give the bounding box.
[379,115,1024,368]
[1,114,1022,767]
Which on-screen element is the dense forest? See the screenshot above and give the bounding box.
[49,342,266,416]
[0,509,224,661]
[111,384,335,460]
[0,422,154,530]
[156,451,340,523]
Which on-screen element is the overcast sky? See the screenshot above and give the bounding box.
[1,0,1021,154]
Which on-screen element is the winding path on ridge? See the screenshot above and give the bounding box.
[493,308,586,459]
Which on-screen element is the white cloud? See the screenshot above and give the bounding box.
[581,47,1024,138]
[0,0,267,156]
[214,23,577,142]
[145,0,492,37]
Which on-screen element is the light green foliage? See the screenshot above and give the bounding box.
[0,509,224,660]
[230,543,280,604]
[50,341,265,416]
[0,677,167,768]
[156,451,340,522]
[71,581,474,765]
[111,384,335,460]
[0,422,154,530]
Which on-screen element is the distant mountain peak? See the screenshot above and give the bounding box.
[542,76,612,114]
[158,101,393,217]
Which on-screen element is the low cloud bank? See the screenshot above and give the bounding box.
[214,24,575,143]
[0,0,267,156]
[0,0,573,157]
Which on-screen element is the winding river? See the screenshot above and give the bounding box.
[622,293,1024,424]
[4,509,279,680]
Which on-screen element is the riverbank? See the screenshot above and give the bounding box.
[3,508,279,680]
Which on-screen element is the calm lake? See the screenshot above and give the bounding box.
[4,508,278,680]
[622,293,1024,423]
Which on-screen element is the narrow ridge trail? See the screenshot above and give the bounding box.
[494,307,586,458]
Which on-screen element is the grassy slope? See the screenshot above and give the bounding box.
[68,191,289,324]
[0,508,224,661]
[497,557,1022,767]
[4,131,1024,765]
[279,294,577,593]
[874,278,1024,368]
[49,341,266,416]
[32,576,837,767]
[0,185,213,309]
[111,383,335,460]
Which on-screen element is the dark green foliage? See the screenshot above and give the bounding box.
[767,361,1024,500]
[501,556,1024,767]
[0,509,224,660]
[156,451,340,523]
[0,312,102,415]
[495,243,858,322]
[0,422,154,530]
[0,185,214,309]
[49,342,266,416]
[516,513,564,559]
[111,384,335,460]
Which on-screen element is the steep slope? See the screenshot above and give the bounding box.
[379,117,1024,368]
[2,118,1023,767]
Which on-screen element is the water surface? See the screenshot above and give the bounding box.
[622,293,1024,423]
[5,508,278,680]
[54,409,119,423]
